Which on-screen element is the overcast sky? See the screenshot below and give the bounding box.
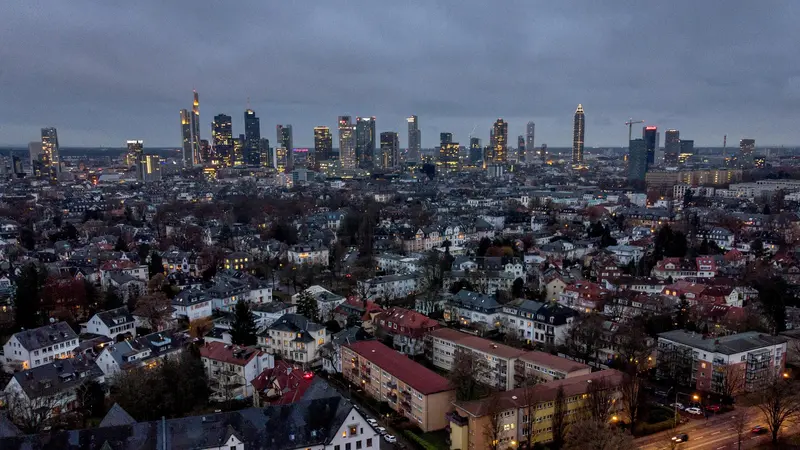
[2,1,800,148]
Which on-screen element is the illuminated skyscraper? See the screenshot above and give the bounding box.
[664,129,680,166]
[190,90,201,165]
[628,139,648,181]
[438,132,459,172]
[234,134,245,166]
[212,114,233,166]
[739,139,756,161]
[490,119,507,163]
[28,142,43,177]
[440,132,453,145]
[517,135,525,163]
[244,109,261,166]
[200,140,211,162]
[356,116,376,169]
[259,138,271,167]
[180,109,193,166]
[643,126,657,165]
[125,140,143,167]
[314,126,333,165]
[338,116,356,169]
[679,140,694,164]
[407,115,420,162]
[40,127,60,178]
[572,104,585,165]
[525,121,535,157]
[273,147,289,173]
[139,154,161,182]
[379,132,399,169]
[469,137,482,163]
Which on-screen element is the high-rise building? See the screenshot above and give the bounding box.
[212,114,233,166]
[628,139,648,181]
[407,116,421,162]
[200,140,211,162]
[438,132,459,172]
[40,127,60,178]
[234,134,245,166]
[517,135,525,163]
[259,138,271,168]
[440,132,453,145]
[314,126,333,166]
[469,137,482,163]
[541,143,548,163]
[139,154,161,182]
[276,125,293,171]
[525,122,535,158]
[244,109,261,166]
[180,109,193,166]
[739,139,756,160]
[643,126,657,165]
[379,132,399,169]
[356,117,376,169]
[28,142,43,177]
[490,119,507,163]
[273,147,289,173]
[126,140,143,167]
[190,90,201,165]
[664,129,680,166]
[679,140,694,164]
[338,116,356,169]
[572,104,585,165]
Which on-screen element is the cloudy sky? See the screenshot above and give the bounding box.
[2,1,800,148]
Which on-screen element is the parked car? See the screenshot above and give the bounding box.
[376,427,387,435]
[385,435,397,443]
[751,425,768,435]
[671,433,689,443]
[655,389,670,397]
[670,402,685,410]
[684,407,703,415]
[367,418,378,426]
[706,404,721,412]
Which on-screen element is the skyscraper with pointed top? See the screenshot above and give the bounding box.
[572,104,585,164]
[180,109,192,166]
[190,90,201,165]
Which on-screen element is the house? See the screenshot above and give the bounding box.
[558,281,611,313]
[357,274,420,301]
[513,351,591,386]
[260,314,329,367]
[287,243,329,265]
[652,257,717,280]
[3,322,79,371]
[160,250,198,276]
[251,302,297,328]
[291,285,346,322]
[320,327,372,375]
[374,307,440,356]
[81,307,136,340]
[443,290,503,330]
[605,244,644,265]
[332,298,383,331]
[343,340,455,432]
[95,330,185,377]
[105,273,146,303]
[99,260,147,289]
[698,227,735,250]
[171,289,213,321]
[251,360,315,405]
[531,302,579,347]
[500,299,544,344]
[375,253,423,274]
[200,342,274,401]
[223,251,253,272]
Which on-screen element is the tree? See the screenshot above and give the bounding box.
[674,295,690,330]
[586,377,615,423]
[519,379,540,449]
[551,385,568,450]
[449,349,489,401]
[512,278,524,299]
[148,251,164,279]
[114,235,129,252]
[6,391,61,433]
[477,237,492,257]
[614,318,654,374]
[753,276,790,334]
[755,374,800,444]
[621,373,646,431]
[718,365,747,404]
[296,290,320,323]
[103,286,124,310]
[19,227,36,250]
[189,317,214,339]
[230,300,257,346]
[75,379,106,426]
[564,420,634,450]
[563,313,605,365]
[133,291,171,331]
[732,409,750,450]
[14,263,45,330]
[483,394,504,450]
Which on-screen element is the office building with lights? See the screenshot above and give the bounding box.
[314,126,333,167]
[138,154,161,182]
[490,119,507,163]
[739,139,755,165]
[643,126,658,165]
[244,109,261,166]
[356,116,376,169]
[338,116,356,169]
[259,138,270,168]
[469,137,482,164]
[407,115,421,162]
[572,104,585,165]
[628,139,648,181]
[273,147,289,173]
[379,132,399,170]
[40,127,60,178]
[190,90,201,165]
[180,109,193,166]
[126,140,143,167]
[438,132,459,173]
[212,114,233,166]
[525,121,535,160]
[664,129,680,166]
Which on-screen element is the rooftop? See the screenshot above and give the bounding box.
[345,340,452,395]
[658,330,788,355]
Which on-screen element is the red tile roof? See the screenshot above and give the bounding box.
[199,341,261,366]
[430,328,527,359]
[345,340,452,395]
[518,351,591,374]
[251,360,314,405]
[375,307,439,337]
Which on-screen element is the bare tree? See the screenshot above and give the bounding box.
[6,391,62,433]
[551,385,568,450]
[564,419,634,450]
[449,349,490,401]
[620,373,646,430]
[519,379,540,449]
[717,364,747,403]
[755,374,800,445]
[732,409,750,450]
[133,291,172,331]
[482,394,504,450]
[586,377,614,423]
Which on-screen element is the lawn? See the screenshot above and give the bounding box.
[411,430,450,450]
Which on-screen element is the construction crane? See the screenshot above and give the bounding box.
[625,118,645,143]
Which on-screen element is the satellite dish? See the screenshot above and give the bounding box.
[49,317,55,324]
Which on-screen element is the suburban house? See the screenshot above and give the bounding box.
[291,285,346,322]
[357,274,421,301]
[251,302,297,328]
[443,290,503,330]
[81,307,136,340]
[95,331,185,377]
[343,340,455,432]
[652,257,717,280]
[373,307,439,356]
[260,314,329,367]
[3,322,79,371]
[200,341,274,401]
[171,289,213,322]
[287,243,330,265]
[251,360,315,406]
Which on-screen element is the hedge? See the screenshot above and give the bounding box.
[403,430,441,450]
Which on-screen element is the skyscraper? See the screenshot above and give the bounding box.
[679,140,694,164]
[739,139,756,160]
[126,140,143,167]
[139,154,161,182]
[276,125,293,171]
[469,137,482,163]
[628,138,648,181]
[525,121,536,158]
[379,132,399,170]
[212,114,233,166]
[234,134,245,166]
[40,127,60,178]
[200,140,211,162]
[244,109,261,166]
[356,116,376,169]
[572,104,585,165]
[259,138,271,168]
[440,132,453,145]
[28,142,43,177]
[273,147,289,173]
[407,115,420,162]
[338,116,356,169]
[314,126,333,166]
[190,90,201,165]
[664,129,680,166]
[517,135,525,163]
[541,144,548,163]
[490,119,507,163]
[438,132,459,172]
[643,126,657,165]
[180,109,193,166]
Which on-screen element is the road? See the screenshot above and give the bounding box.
[635,407,786,450]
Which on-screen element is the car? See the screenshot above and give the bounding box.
[671,433,689,443]
[751,425,768,435]
[376,427,387,435]
[655,390,669,397]
[684,407,703,415]
[670,402,685,410]
[367,418,378,426]
[706,404,721,412]
[384,435,397,443]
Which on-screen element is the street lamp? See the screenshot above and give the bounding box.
[783,372,790,379]
[692,394,700,402]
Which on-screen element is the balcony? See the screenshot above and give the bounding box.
[446,411,469,427]
[401,390,411,399]
[387,393,398,403]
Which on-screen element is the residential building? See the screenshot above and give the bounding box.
[3,322,79,371]
[343,340,455,432]
[357,274,420,301]
[287,243,329,265]
[291,285,345,321]
[96,331,185,376]
[223,251,252,272]
[652,257,717,280]
[374,307,439,356]
[171,289,213,321]
[513,351,591,386]
[260,314,329,367]
[443,290,503,329]
[82,307,136,340]
[251,302,297,328]
[200,342,274,400]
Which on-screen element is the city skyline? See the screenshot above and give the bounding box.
[3,2,800,148]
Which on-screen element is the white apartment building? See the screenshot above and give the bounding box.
[3,322,79,371]
[82,307,136,340]
[287,244,330,265]
[200,341,274,400]
[357,274,421,301]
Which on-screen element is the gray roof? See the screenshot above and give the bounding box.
[95,307,134,328]
[658,330,788,355]
[11,356,102,400]
[268,314,325,344]
[13,322,78,351]
[450,290,502,312]
[171,289,209,307]
[102,331,184,371]
[98,403,137,428]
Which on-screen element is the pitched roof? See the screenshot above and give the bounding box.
[12,322,78,351]
[95,307,135,327]
[518,351,591,374]
[657,330,788,355]
[429,328,527,359]
[98,403,137,428]
[345,340,452,395]
[199,342,261,366]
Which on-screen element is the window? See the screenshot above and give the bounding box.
[366,438,373,447]
[356,441,363,449]
[346,444,351,450]
[335,446,341,450]
[349,425,358,436]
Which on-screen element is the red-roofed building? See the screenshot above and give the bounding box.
[723,249,746,267]
[251,360,314,406]
[342,340,455,432]
[373,307,439,356]
[558,280,610,312]
[200,342,274,401]
[99,260,147,289]
[652,257,716,280]
[333,298,384,332]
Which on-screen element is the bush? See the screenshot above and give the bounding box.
[404,430,441,450]
[632,419,677,437]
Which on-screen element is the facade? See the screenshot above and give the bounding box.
[287,243,329,265]
[355,116,376,168]
[125,139,143,166]
[171,289,213,321]
[514,351,591,385]
[83,307,136,340]
[657,330,787,393]
[260,314,329,367]
[643,125,658,165]
[180,109,193,166]
[438,132,459,172]
[443,290,503,328]
[374,307,439,356]
[525,121,535,159]
[407,115,421,161]
[243,109,261,166]
[314,126,333,165]
[379,131,399,169]
[343,340,455,432]
[739,138,755,161]
[469,137,482,163]
[96,330,184,376]
[138,154,161,182]
[572,104,585,164]
[628,138,648,181]
[276,124,293,171]
[664,129,680,166]
[40,127,60,178]
[212,113,233,166]
[200,342,274,400]
[357,274,420,301]
[338,116,356,169]
[190,90,201,165]
[490,119,508,163]
[3,322,79,370]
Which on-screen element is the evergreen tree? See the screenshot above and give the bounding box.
[114,236,129,252]
[148,252,164,279]
[296,290,320,323]
[14,264,44,330]
[230,300,257,346]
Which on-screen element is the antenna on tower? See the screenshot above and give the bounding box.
[246,97,251,110]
